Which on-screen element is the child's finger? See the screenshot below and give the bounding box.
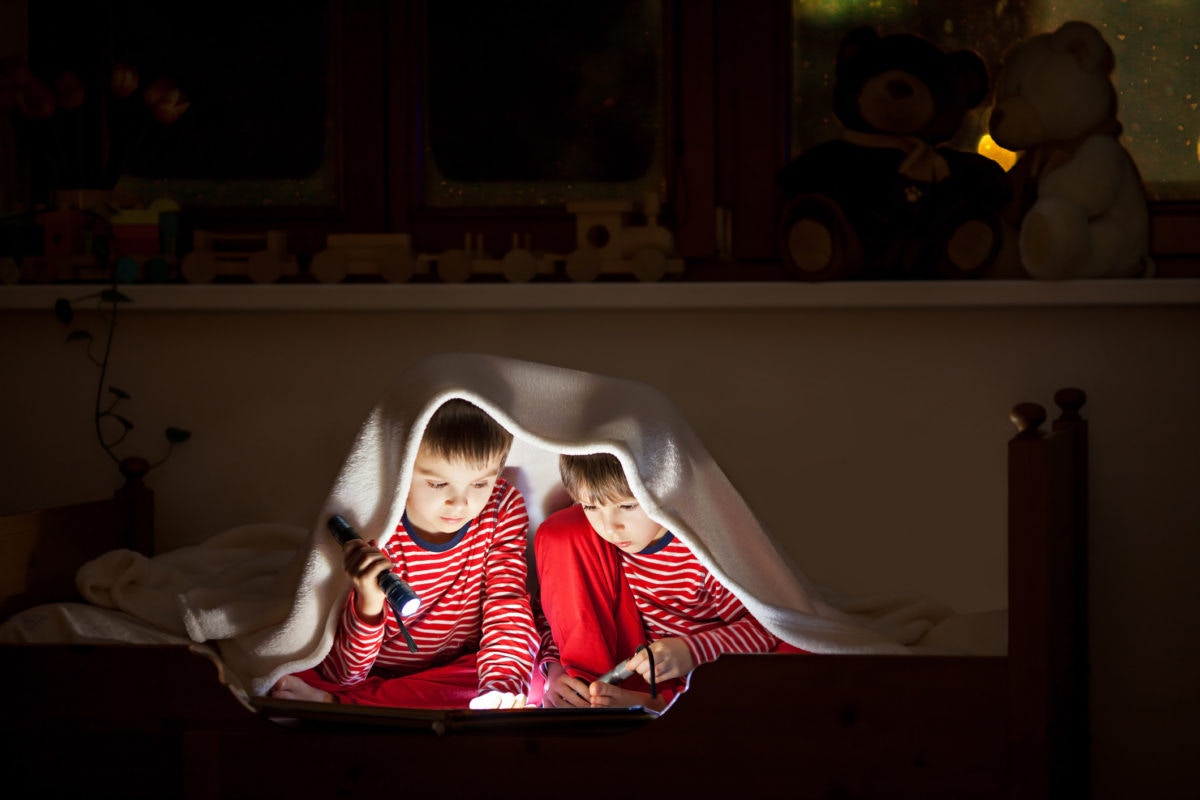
[551,678,587,707]
[345,546,392,580]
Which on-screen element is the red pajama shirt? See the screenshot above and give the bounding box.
[535,503,788,706]
[299,477,538,708]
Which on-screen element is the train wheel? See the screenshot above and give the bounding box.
[502,249,538,282]
[631,248,667,282]
[565,250,602,282]
[309,249,348,284]
[437,248,473,283]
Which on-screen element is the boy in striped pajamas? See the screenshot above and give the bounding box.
[534,453,795,713]
[269,399,537,710]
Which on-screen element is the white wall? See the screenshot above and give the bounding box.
[1,296,1197,797]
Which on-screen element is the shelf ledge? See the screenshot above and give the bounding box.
[1,280,1197,312]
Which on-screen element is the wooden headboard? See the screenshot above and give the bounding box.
[0,465,153,620]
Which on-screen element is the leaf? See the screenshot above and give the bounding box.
[108,386,131,400]
[100,289,132,303]
[66,330,92,343]
[165,427,192,444]
[53,298,74,324]
[114,415,134,430]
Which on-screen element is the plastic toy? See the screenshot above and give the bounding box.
[110,198,183,283]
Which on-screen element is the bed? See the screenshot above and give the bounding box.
[0,386,1088,800]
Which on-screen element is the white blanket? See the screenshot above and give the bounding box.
[25,354,951,695]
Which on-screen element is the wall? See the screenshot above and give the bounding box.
[1,292,1197,797]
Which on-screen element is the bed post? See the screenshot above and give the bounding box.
[1050,387,1090,799]
[1007,389,1089,800]
[116,456,156,555]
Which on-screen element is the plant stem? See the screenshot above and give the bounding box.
[148,441,174,470]
[93,277,121,467]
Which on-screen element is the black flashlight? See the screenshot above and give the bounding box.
[327,514,421,652]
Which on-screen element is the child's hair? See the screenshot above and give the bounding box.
[421,399,513,467]
[559,453,632,504]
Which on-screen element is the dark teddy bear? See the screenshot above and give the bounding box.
[777,26,1010,280]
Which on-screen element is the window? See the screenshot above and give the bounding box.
[388,0,678,259]
[12,0,387,253]
[1030,0,1200,201]
[421,0,665,209]
[27,1,335,206]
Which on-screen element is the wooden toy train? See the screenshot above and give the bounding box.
[303,193,682,284]
[9,193,681,285]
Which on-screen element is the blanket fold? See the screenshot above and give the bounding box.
[67,353,931,695]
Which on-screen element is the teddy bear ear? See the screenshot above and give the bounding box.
[947,49,990,109]
[837,26,880,71]
[1050,20,1115,75]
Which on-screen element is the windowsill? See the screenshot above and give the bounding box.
[1,279,1198,312]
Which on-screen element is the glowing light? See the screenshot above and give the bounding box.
[792,0,907,24]
[976,134,1018,172]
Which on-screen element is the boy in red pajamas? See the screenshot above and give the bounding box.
[535,453,796,713]
[269,399,537,709]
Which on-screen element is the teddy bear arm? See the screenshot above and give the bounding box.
[1039,137,1125,215]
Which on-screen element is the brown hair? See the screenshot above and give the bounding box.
[420,398,513,467]
[559,452,632,504]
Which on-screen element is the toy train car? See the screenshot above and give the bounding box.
[181,230,299,284]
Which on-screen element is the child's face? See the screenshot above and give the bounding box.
[405,446,503,538]
[579,493,667,553]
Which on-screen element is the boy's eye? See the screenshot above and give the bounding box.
[619,504,637,511]
[471,481,489,490]
[581,505,597,512]
[428,481,448,489]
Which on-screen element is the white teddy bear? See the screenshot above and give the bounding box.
[989,20,1152,279]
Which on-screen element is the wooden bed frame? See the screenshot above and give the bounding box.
[0,390,1088,799]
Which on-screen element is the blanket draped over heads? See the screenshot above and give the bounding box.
[81,353,918,696]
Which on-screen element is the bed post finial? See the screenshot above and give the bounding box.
[119,456,150,484]
[1009,402,1046,437]
[1054,387,1087,421]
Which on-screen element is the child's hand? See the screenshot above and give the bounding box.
[541,662,591,708]
[626,637,694,682]
[342,538,391,623]
[470,690,528,710]
[588,681,668,714]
